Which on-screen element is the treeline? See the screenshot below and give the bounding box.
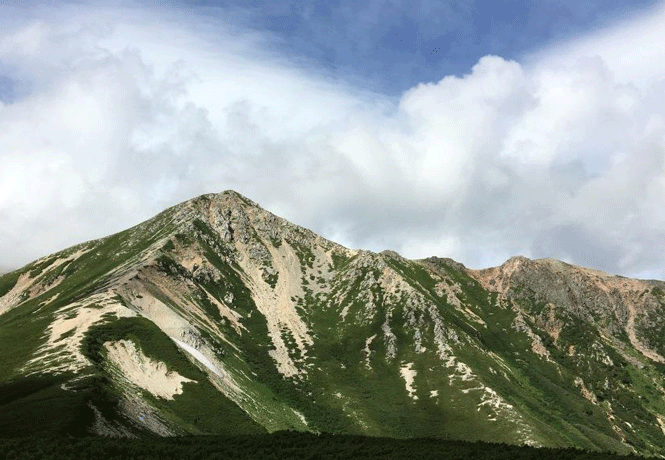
[0,431,644,460]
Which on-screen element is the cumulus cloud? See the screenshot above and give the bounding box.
[1,1,665,280]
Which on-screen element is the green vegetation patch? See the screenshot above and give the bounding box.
[192,289,223,323]
[28,255,60,279]
[35,219,175,307]
[330,250,354,270]
[293,242,316,269]
[422,258,489,307]
[0,269,23,299]
[82,316,264,436]
[265,272,279,289]
[0,297,56,380]
[385,258,438,299]
[161,239,176,252]
[156,255,191,279]
[0,374,100,438]
[174,232,193,247]
[640,304,665,357]
[0,431,647,460]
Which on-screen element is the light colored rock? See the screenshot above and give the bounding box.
[400,362,418,400]
[105,339,195,400]
[235,239,313,378]
[23,292,136,374]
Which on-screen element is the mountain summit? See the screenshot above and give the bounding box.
[2,191,665,455]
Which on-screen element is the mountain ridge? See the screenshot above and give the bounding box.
[2,190,665,456]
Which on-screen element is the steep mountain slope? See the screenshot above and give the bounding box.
[1,191,665,455]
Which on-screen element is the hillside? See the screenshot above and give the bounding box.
[1,190,665,456]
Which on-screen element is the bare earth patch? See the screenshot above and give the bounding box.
[235,239,313,378]
[105,339,195,400]
[0,272,33,315]
[400,362,418,400]
[23,292,136,374]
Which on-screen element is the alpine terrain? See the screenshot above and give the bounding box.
[2,190,665,456]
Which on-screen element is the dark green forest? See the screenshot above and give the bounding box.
[0,432,646,460]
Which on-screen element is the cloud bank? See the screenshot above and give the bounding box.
[1,1,665,280]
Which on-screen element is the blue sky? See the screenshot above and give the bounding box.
[2,0,659,102]
[2,0,665,280]
[148,0,659,95]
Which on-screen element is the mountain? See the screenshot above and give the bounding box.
[1,190,665,456]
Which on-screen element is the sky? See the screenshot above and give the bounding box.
[1,0,665,280]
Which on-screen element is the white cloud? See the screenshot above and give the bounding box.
[525,2,665,93]
[1,1,665,280]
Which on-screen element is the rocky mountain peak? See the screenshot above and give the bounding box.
[183,190,259,222]
[379,250,403,260]
[502,255,531,269]
[421,256,467,272]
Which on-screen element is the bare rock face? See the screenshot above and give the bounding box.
[468,256,665,345]
[3,190,665,457]
[423,256,467,273]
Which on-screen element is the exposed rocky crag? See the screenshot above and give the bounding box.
[2,191,665,456]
